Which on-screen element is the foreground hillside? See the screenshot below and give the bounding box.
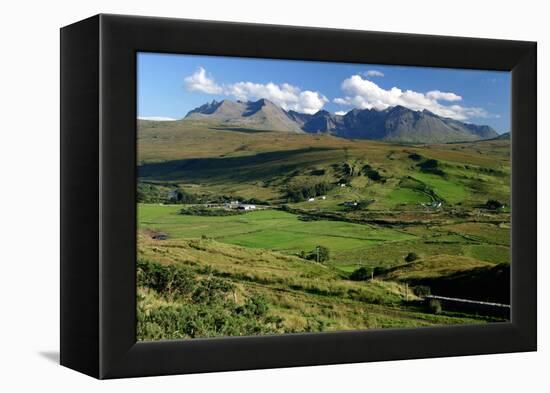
[137,233,499,340]
[136,119,510,339]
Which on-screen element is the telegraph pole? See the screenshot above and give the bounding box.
[316,245,320,263]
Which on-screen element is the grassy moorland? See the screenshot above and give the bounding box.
[136,119,511,340]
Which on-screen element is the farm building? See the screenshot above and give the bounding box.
[237,204,256,210]
[422,201,442,208]
[307,198,315,202]
[225,201,241,209]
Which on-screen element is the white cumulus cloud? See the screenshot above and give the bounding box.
[184,67,328,114]
[334,111,348,116]
[364,70,384,78]
[426,90,462,102]
[334,74,488,121]
[184,67,223,94]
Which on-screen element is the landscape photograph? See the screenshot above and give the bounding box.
[136,53,511,341]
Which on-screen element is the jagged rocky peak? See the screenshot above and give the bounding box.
[184,99,499,143]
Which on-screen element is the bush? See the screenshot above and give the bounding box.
[305,246,330,263]
[236,297,269,318]
[413,285,431,297]
[137,259,197,298]
[408,152,422,161]
[179,207,242,216]
[240,197,267,205]
[170,189,198,204]
[357,199,375,209]
[485,199,504,210]
[428,299,442,314]
[372,266,389,276]
[419,159,438,169]
[404,252,418,262]
[362,164,383,181]
[343,162,354,176]
[418,159,445,176]
[349,267,371,281]
[191,276,234,304]
[137,259,283,339]
[137,299,279,340]
[137,183,166,203]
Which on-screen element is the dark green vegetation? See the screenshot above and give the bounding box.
[299,245,330,263]
[404,263,510,304]
[137,118,510,340]
[138,259,282,339]
[286,182,334,202]
[349,267,372,281]
[137,183,197,204]
[428,299,443,314]
[179,206,243,217]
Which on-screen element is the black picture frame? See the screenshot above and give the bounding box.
[60,14,537,379]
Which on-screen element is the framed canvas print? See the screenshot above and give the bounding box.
[60,14,537,379]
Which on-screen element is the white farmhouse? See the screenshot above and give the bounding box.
[237,204,256,210]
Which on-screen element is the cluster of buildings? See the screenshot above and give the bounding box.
[225,200,257,210]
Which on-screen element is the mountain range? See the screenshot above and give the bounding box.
[184,98,499,143]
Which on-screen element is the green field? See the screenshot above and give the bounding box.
[136,120,511,340]
[139,206,415,265]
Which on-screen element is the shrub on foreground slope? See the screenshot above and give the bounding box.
[137,259,283,340]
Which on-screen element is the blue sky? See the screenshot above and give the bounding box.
[138,52,510,133]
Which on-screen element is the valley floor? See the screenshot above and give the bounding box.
[137,203,509,340]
